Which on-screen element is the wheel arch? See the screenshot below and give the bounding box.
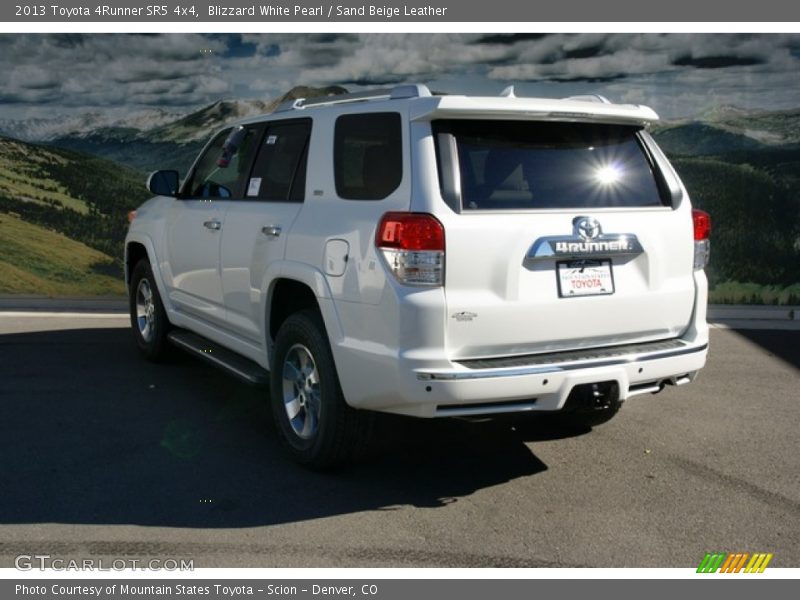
[264,265,344,364]
[125,233,172,314]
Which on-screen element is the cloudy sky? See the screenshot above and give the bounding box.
[1,33,800,121]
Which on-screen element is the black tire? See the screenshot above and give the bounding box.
[270,309,372,468]
[129,259,171,361]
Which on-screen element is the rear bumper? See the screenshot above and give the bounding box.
[337,335,708,418]
[409,338,707,417]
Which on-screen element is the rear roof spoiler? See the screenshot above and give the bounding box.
[252,83,658,127]
[409,95,659,125]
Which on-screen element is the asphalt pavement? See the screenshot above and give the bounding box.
[0,313,798,568]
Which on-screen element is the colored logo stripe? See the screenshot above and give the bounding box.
[720,553,748,573]
[697,552,773,573]
[697,553,726,573]
[745,553,773,573]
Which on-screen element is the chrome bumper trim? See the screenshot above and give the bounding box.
[416,342,708,381]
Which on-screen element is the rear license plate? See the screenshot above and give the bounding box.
[557,259,614,298]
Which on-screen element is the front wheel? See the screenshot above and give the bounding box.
[270,310,372,468]
[129,259,171,361]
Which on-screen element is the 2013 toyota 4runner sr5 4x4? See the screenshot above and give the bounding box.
[125,84,710,467]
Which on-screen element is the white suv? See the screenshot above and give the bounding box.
[125,84,710,467]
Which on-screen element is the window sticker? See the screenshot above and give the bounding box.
[266,135,278,145]
[247,177,262,197]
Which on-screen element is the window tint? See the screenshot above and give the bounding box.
[434,120,668,210]
[186,126,259,199]
[247,120,311,201]
[334,113,402,200]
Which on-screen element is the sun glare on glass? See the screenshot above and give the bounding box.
[595,164,623,186]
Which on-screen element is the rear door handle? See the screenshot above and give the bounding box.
[203,220,221,231]
[261,225,282,238]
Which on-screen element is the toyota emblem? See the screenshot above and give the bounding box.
[574,216,602,240]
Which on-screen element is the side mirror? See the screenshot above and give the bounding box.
[147,170,180,197]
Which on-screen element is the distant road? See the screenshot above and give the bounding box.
[0,314,798,567]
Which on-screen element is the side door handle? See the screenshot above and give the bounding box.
[203,220,222,231]
[261,225,282,238]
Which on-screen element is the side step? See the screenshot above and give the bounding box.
[167,330,270,385]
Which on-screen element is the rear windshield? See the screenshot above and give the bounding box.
[434,120,668,210]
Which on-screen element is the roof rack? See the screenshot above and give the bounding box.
[500,85,516,98]
[563,94,612,104]
[274,83,432,112]
[496,89,614,104]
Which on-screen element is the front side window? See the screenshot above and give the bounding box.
[334,112,402,200]
[248,120,311,202]
[185,126,260,199]
[434,120,668,210]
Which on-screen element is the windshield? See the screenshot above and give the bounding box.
[434,120,668,210]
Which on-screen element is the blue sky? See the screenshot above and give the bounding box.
[1,33,799,121]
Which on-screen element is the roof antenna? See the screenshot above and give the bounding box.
[500,85,516,98]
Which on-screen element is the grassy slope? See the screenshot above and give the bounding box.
[672,156,799,287]
[0,137,89,213]
[708,281,800,305]
[0,212,124,296]
[0,134,150,295]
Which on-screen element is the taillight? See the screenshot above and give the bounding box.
[692,209,711,241]
[127,210,137,224]
[692,208,711,270]
[376,212,445,286]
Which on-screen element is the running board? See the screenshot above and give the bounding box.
[167,330,270,385]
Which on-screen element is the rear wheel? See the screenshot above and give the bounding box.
[270,309,372,468]
[129,259,171,361]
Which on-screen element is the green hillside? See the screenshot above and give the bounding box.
[651,123,766,155]
[52,135,204,174]
[0,135,149,259]
[706,107,800,146]
[0,135,149,295]
[0,212,124,296]
[0,138,90,214]
[650,112,800,304]
[670,154,800,300]
[651,107,800,153]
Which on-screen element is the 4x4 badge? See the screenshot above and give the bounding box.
[452,312,478,322]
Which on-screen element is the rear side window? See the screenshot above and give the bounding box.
[434,120,668,210]
[334,113,402,200]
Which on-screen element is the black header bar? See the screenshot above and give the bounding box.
[4,0,800,23]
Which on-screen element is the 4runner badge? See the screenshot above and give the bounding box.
[525,216,644,262]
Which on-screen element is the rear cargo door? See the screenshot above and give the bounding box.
[435,120,696,359]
